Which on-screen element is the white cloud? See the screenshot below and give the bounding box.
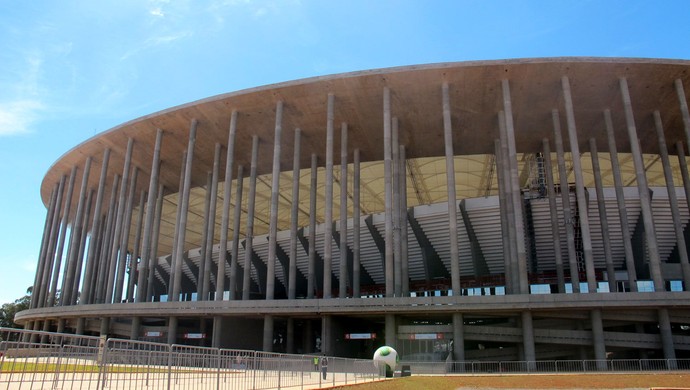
[150,32,190,45]
[14,54,44,97]
[0,49,48,136]
[254,7,268,17]
[120,31,192,61]
[150,7,165,17]
[0,100,44,136]
[21,258,37,273]
[210,0,254,7]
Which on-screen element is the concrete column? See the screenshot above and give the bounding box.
[91,215,110,304]
[392,117,402,297]
[324,93,335,299]
[95,174,120,304]
[106,138,134,303]
[553,110,580,293]
[100,317,110,337]
[197,172,213,299]
[137,129,162,303]
[126,190,146,340]
[495,139,510,293]
[384,87,394,298]
[452,313,465,362]
[339,122,349,298]
[442,83,461,295]
[62,157,92,305]
[79,177,102,310]
[604,110,638,292]
[127,190,145,303]
[677,80,690,287]
[48,166,78,307]
[169,152,187,298]
[114,167,138,303]
[32,185,58,309]
[590,139,616,292]
[591,309,607,365]
[620,78,664,291]
[288,129,301,300]
[39,175,66,307]
[202,143,221,300]
[167,317,177,345]
[543,139,566,293]
[213,134,237,343]
[263,315,274,352]
[171,119,198,301]
[562,76,597,293]
[353,149,361,298]
[32,184,56,308]
[286,317,295,354]
[74,319,87,339]
[146,182,164,301]
[243,136,260,300]
[658,308,677,360]
[502,80,529,294]
[308,154,318,299]
[229,165,244,300]
[72,189,94,305]
[56,319,66,334]
[654,111,690,287]
[32,321,42,342]
[676,79,690,149]
[677,143,690,285]
[267,101,283,300]
[304,319,314,353]
[211,316,222,348]
[130,315,140,340]
[50,171,75,307]
[321,315,332,355]
[400,145,409,296]
[384,314,396,350]
[497,119,516,294]
[33,184,58,306]
[521,311,536,363]
[218,111,238,300]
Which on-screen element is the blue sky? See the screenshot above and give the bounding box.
[0,0,689,305]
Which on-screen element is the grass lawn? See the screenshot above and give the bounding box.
[330,373,690,389]
[0,361,172,374]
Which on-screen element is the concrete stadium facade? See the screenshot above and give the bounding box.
[17,57,690,362]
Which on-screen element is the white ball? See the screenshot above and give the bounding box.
[373,346,398,370]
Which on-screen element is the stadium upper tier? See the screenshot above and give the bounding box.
[40,57,690,259]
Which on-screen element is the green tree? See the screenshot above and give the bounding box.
[0,287,32,329]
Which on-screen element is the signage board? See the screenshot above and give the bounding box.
[345,333,376,340]
[409,333,444,340]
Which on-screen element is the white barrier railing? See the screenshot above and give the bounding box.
[0,328,384,390]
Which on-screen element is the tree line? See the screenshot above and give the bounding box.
[0,287,31,329]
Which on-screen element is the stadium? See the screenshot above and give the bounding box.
[16,57,690,363]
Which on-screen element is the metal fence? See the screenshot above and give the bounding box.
[0,328,383,390]
[399,357,690,375]
[5,327,690,389]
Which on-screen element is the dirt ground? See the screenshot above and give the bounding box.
[329,373,690,389]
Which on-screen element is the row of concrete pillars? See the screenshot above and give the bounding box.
[29,77,690,361]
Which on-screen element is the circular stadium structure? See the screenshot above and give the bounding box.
[17,57,690,362]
